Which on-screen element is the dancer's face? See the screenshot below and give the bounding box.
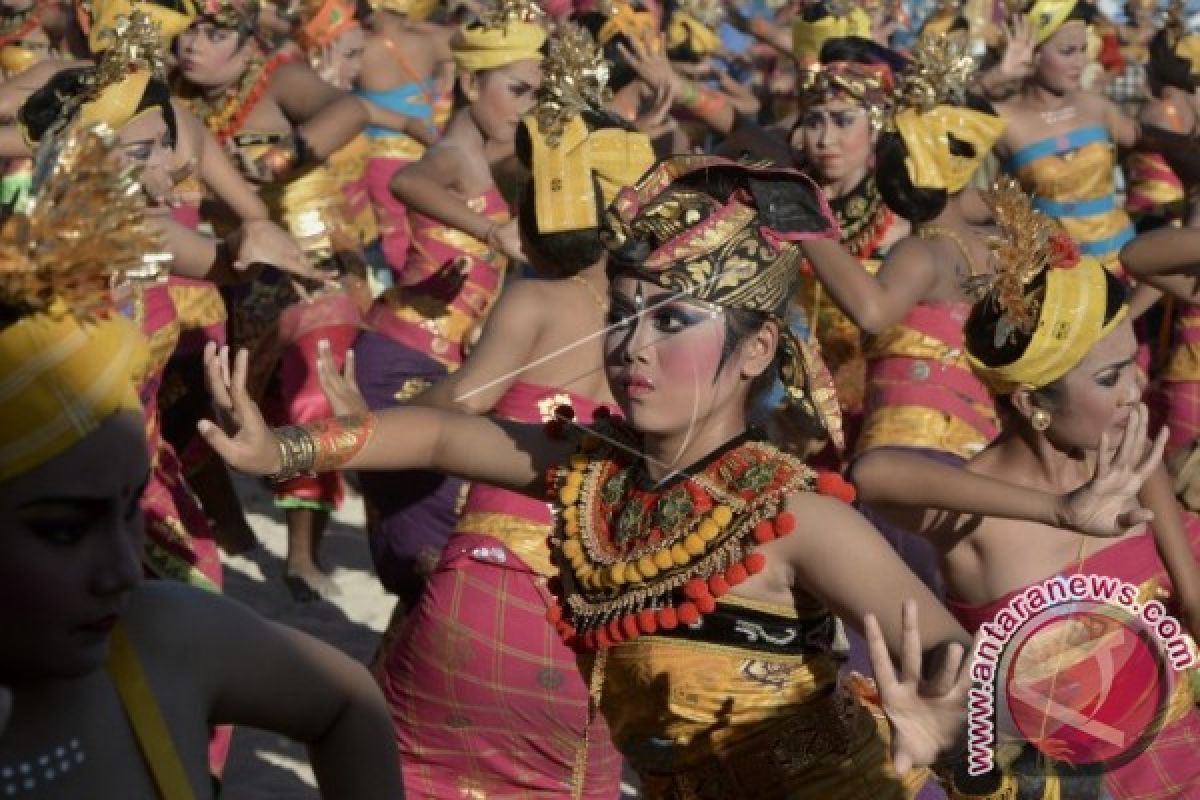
[318,26,365,90]
[794,97,872,187]
[603,277,759,437]
[0,412,147,681]
[1035,318,1140,451]
[177,20,255,88]
[116,109,174,175]
[464,58,542,144]
[1035,21,1088,93]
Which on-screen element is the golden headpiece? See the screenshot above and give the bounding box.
[77,10,168,133]
[89,0,194,51]
[665,0,721,57]
[966,178,1127,393]
[452,0,546,72]
[595,0,661,53]
[1026,0,1081,44]
[198,0,259,29]
[792,0,871,63]
[0,123,166,482]
[297,0,358,50]
[602,156,846,449]
[891,37,1006,192]
[525,24,653,233]
[797,58,895,131]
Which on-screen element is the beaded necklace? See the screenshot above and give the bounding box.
[183,51,295,144]
[543,407,856,652]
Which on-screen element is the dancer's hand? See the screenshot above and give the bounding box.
[317,340,368,416]
[230,219,333,284]
[1058,403,1166,537]
[617,35,680,99]
[866,599,972,775]
[486,220,527,264]
[999,15,1035,80]
[197,344,282,476]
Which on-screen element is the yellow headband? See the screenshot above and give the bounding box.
[792,7,871,63]
[79,71,153,130]
[666,11,719,56]
[0,123,164,482]
[528,114,654,233]
[893,105,1007,192]
[968,256,1127,393]
[452,21,546,70]
[0,310,147,482]
[89,0,194,50]
[1027,0,1080,44]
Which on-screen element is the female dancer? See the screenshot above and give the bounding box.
[800,37,1005,593]
[991,0,1137,269]
[0,124,401,800]
[355,0,452,277]
[791,35,909,432]
[174,0,373,599]
[352,0,545,608]
[321,25,648,795]
[201,155,979,800]
[853,185,1200,797]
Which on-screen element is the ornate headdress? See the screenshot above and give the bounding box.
[796,47,897,132]
[601,156,846,449]
[452,0,546,72]
[792,0,871,63]
[665,0,721,57]
[296,0,358,50]
[525,23,653,233]
[0,123,166,481]
[966,178,1127,393]
[198,0,259,29]
[81,11,168,131]
[595,0,661,53]
[88,0,194,51]
[1026,0,1081,44]
[890,36,1005,193]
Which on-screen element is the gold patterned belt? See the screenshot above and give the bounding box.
[455,511,554,576]
[367,135,425,162]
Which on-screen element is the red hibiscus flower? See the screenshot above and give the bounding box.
[1048,232,1081,269]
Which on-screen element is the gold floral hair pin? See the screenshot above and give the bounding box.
[534,23,611,146]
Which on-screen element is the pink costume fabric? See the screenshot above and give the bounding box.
[947,521,1200,799]
[379,382,622,799]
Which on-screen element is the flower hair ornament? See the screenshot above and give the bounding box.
[966,177,1126,393]
[0,121,168,480]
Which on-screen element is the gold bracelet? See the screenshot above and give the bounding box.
[268,414,376,483]
[268,425,318,484]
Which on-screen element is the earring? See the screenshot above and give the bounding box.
[1031,408,1052,432]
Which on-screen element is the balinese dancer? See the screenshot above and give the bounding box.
[854,183,1200,799]
[0,126,402,800]
[175,0,372,599]
[355,0,452,278]
[791,33,908,436]
[801,37,1004,596]
[316,25,649,795]
[352,0,544,608]
[991,0,1138,270]
[201,156,979,800]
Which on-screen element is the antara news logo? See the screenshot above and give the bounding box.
[967,573,1198,777]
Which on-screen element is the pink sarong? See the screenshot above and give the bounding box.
[379,382,622,799]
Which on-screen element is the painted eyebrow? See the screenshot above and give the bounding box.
[17,470,152,511]
[1092,355,1136,377]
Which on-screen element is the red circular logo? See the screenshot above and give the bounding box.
[1004,607,1169,767]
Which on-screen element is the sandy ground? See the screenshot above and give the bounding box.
[219,474,391,800]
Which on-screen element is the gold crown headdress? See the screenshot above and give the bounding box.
[535,23,611,146]
[452,0,546,71]
[0,121,163,481]
[78,10,168,132]
[524,23,653,233]
[966,177,1127,392]
[199,0,260,29]
[896,35,976,112]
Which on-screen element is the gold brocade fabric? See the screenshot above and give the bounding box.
[456,511,554,576]
[326,133,378,244]
[857,320,997,458]
[1011,139,1132,267]
[268,163,350,257]
[593,598,922,799]
[1165,307,1200,382]
[367,133,425,161]
[168,282,227,330]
